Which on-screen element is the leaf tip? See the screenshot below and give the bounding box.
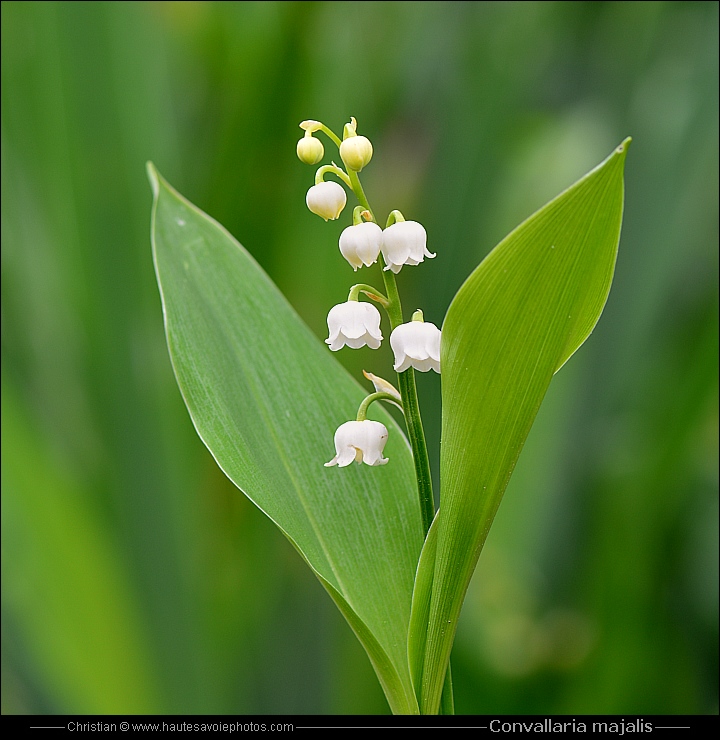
[146,161,160,199]
[616,137,632,158]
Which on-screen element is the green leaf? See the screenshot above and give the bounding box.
[414,139,630,713]
[408,511,439,696]
[148,165,424,714]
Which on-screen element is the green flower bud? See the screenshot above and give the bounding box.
[339,135,373,172]
[297,134,324,165]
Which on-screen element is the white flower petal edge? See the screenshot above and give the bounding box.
[339,222,383,271]
[325,420,389,467]
[390,321,442,373]
[326,301,383,351]
[381,221,435,273]
[306,181,347,221]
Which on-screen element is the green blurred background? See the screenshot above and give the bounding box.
[2,0,717,715]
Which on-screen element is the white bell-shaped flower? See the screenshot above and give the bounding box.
[306,181,347,221]
[339,222,383,271]
[324,420,389,467]
[326,300,383,351]
[390,318,441,373]
[381,220,435,273]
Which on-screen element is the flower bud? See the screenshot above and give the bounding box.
[339,135,373,172]
[296,134,324,165]
[306,181,347,221]
[338,221,383,270]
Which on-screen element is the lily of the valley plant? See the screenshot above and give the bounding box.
[149,116,629,714]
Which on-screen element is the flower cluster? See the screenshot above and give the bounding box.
[297,117,442,468]
[336,218,436,274]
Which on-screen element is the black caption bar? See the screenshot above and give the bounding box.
[1,714,717,733]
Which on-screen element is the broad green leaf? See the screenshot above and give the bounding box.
[415,140,630,713]
[148,165,424,714]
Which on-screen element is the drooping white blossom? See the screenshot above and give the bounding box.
[326,301,383,351]
[381,221,435,273]
[324,420,389,467]
[390,319,441,373]
[338,222,383,271]
[306,181,347,221]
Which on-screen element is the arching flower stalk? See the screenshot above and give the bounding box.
[298,116,440,538]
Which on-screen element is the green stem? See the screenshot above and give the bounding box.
[347,169,435,536]
[349,157,451,717]
[386,209,406,227]
[347,169,375,220]
[356,392,400,422]
[348,283,389,308]
[315,163,352,188]
[352,205,366,226]
[318,123,342,148]
[388,288,435,535]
